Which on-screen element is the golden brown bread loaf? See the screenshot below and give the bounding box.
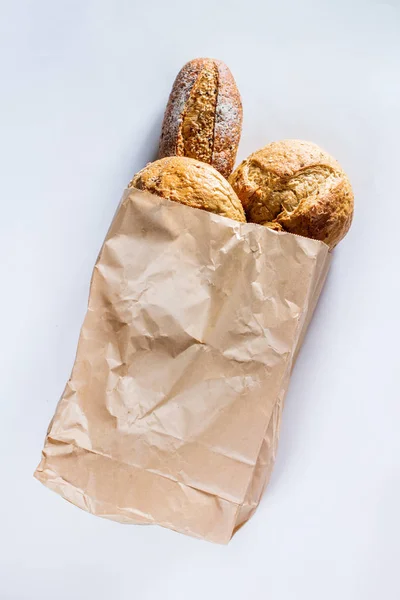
[159,58,243,178]
[129,156,246,222]
[229,140,354,248]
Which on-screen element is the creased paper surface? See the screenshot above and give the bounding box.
[35,188,330,544]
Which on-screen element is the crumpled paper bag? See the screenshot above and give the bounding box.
[35,188,330,544]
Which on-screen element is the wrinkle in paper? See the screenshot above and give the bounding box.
[35,189,330,544]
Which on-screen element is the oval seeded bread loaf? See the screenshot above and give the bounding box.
[159,58,242,178]
[229,140,354,248]
[129,156,246,222]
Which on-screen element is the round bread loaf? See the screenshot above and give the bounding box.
[129,156,246,222]
[159,58,242,178]
[229,140,354,248]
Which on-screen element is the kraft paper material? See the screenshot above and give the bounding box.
[35,188,330,544]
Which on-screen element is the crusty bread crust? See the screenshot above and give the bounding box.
[229,140,354,248]
[129,156,246,223]
[159,58,242,178]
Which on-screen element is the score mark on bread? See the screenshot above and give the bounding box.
[159,58,243,179]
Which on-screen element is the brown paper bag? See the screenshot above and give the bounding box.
[35,188,330,544]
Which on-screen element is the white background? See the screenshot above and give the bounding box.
[1,0,399,598]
